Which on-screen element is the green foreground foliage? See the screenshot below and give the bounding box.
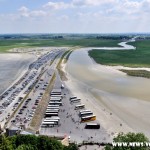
[105,132,150,150]
[0,135,78,150]
[89,40,150,68]
[0,39,120,53]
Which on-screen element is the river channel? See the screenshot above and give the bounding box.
[66,41,150,137]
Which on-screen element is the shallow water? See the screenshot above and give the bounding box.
[0,53,35,94]
[66,42,150,137]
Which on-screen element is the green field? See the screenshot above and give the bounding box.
[0,39,120,53]
[89,40,150,68]
[120,70,150,78]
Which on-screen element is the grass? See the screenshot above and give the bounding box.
[29,73,56,131]
[89,40,150,68]
[120,70,150,79]
[0,39,120,53]
[57,50,70,81]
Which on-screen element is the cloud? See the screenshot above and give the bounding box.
[43,1,69,10]
[18,6,29,12]
[18,6,48,18]
[72,0,117,7]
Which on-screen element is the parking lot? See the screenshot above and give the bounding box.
[40,72,111,144]
[0,48,67,129]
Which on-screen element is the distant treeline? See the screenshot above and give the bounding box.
[0,33,150,40]
[0,34,64,40]
[96,35,131,40]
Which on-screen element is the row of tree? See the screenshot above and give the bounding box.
[0,134,78,150]
[0,132,149,150]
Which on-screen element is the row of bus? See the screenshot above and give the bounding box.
[41,89,62,127]
[70,96,100,129]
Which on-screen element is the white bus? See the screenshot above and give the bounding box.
[46,108,59,111]
[43,120,59,125]
[49,102,62,106]
[79,109,91,114]
[47,105,59,107]
[41,122,55,127]
[46,110,59,113]
[46,108,59,110]
[80,111,93,117]
[51,95,62,98]
[45,112,58,117]
[50,99,61,102]
[75,104,85,110]
[70,96,77,100]
[50,96,61,99]
[70,98,81,103]
[50,116,60,120]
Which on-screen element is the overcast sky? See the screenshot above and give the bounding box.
[0,0,150,33]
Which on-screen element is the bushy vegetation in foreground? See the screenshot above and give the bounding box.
[0,134,78,150]
[105,132,149,150]
[89,40,150,68]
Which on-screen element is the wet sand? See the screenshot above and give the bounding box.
[0,53,35,95]
[63,46,150,139]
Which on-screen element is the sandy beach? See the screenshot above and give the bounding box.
[0,53,36,95]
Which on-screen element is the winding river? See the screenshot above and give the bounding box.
[66,40,150,138]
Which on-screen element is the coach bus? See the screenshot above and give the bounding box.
[46,110,59,113]
[79,110,91,114]
[81,115,96,123]
[49,102,62,106]
[85,123,100,129]
[41,122,55,127]
[47,104,59,107]
[43,120,59,125]
[45,112,58,117]
[70,96,77,100]
[50,99,61,102]
[75,104,85,110]
[80,111,93,117]
[70,98,81,103]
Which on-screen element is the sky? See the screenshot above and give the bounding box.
[0,0,150,33]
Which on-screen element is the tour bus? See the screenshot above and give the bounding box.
[45,112,58,117]
[79,110,92,115]
[50,96,62,99]
[49,102,62,106]
[51,95,63,98]
[70,96,77,100]
[47,107,60,110]
[70,98,81,103]
[46,107,59,111]
[47,104,59,107]
[81,115,96,123]
[50,116,60,120]
[43,120,59,125]
[51,90,61,95]
[79,110,91,114]
[85,123,100,129]
[50,97,61,101]
[46,110,59,113]
[50,99,61,102]
[41,122,55,127]
[75,104,85,110]
[80,111,93,117]
[44,118,59,122]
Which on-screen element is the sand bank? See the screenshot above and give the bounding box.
[0,53,36,95]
